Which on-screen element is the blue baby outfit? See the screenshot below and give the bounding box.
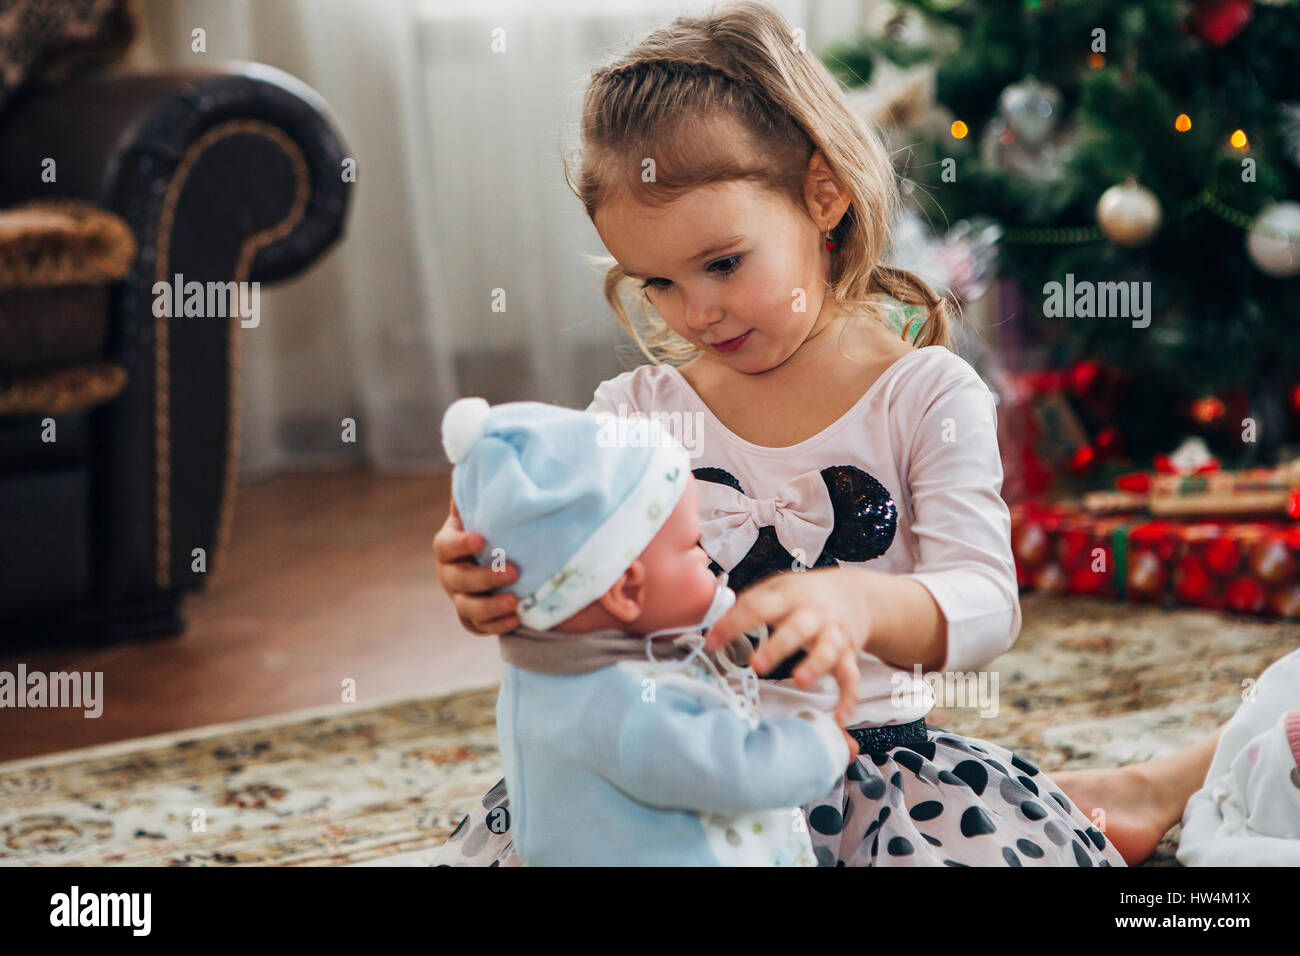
[495,652,848,866]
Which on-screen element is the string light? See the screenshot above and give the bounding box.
[998,127,1015,145]
[1175,113,1191,132]
[1088,52,1105,68]
[1230,129,1248,149]
[950,120,968,139]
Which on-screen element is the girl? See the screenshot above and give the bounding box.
[431,0,1123,867]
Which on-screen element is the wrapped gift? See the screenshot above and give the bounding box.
[1011,500,1300,618]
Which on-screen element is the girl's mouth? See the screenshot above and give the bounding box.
[711,331,751,354]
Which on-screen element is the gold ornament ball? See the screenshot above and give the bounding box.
[1096,179,1162,247]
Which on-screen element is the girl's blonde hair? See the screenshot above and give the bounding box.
[563,0,951,365]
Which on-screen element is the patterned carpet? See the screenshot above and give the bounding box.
[1,594,1295,866]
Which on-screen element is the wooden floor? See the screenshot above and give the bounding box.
[0,469,503,763]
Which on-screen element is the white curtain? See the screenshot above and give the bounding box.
[135,0,874,474]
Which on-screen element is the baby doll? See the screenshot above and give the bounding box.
[440,396,853,866]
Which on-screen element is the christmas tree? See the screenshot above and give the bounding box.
[827,0,1300,468]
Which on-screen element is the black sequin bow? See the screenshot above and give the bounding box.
[692,464,898,681]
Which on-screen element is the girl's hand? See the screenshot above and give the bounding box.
[705,567,867,724]
[433,498,521,635]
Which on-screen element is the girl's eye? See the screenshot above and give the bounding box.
[638,254,742,291]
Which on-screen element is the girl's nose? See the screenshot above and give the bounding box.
[682,291,722,331]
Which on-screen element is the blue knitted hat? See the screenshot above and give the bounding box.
[441,398,691,630]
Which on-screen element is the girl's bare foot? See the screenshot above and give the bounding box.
[1052,764,1177,865]
[1053,728,1223,865]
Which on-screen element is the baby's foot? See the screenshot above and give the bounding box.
[1051,764,1178,865]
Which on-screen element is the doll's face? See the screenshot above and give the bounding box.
[629,475,721,636]
[593,170,834,376]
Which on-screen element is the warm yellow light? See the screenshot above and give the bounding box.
[1175,113,1191,132]
[1230,129,1248,149]
[1088,52,1105,68]
[951,120,968,139]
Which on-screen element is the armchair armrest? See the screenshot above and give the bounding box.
[0,64,351,611]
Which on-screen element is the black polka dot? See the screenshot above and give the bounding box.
[969,744,989,754]
[814,846,837,867]
[902,740,937,761]
[1086,826,1107,851]
[889,771,903,789]
[910,800,944,821]
[846,761,866,782]
[887,837,915,856]
[1016,838,1045,859]
[864,819,880,838]
[937,770,966,787]
[1100,860,1112,867]
[952,760,989,795]
[809,805,844,835]
[893,749,924,775]
[922,833,942,847]
[1017,775,1040,796]
[842,796,855,827]
[984,758,1009,775]
[936,736,969,750]
[878,805,891,825]
[999,776,1030,804]
[1049,791,1073,813]
[1043,820,1069,846]
[869,752,889,767]
[943,859,969,867]
[489,859,499,867]
[960,806,997,837]
[1020,800,1047,821]
[859,775,886,800]
[1072,841,1094,866]
[1011,753,1040,776]
[871,835,879,857]
[1002,846,1022,867]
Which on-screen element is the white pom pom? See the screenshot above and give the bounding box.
[441,397,491,464]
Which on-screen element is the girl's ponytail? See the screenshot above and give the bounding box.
[867,263,953,350]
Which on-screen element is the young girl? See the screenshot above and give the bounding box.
[432,0,1124,867]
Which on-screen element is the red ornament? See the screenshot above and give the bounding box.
[1067,359,1102,397]
[1095,425,1121,455]
[1190,0,1254,47]
[1174,555,1216,606]
[1224,575,1267,614]
[1056,528,1092,569]
[1068,444,1096,474]
[1116,472,1152,493]
[1203,536,1241,577]
[1289,383,1300,417]
[1190,395,1226,425]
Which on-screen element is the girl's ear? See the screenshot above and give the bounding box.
[598,559,647,624]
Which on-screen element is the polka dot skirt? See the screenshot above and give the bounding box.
[431,727,1126,867]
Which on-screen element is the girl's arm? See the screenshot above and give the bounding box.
[893,359,1022,673]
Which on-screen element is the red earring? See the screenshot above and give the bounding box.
[825,229,836,252]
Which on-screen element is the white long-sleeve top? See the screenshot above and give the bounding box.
[585,345,1021,727]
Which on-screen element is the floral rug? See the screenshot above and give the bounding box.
[1,594,1295,866]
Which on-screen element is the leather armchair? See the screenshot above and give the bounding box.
[0,63,351,639]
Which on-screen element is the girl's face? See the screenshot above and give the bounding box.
[594,178,832,374]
